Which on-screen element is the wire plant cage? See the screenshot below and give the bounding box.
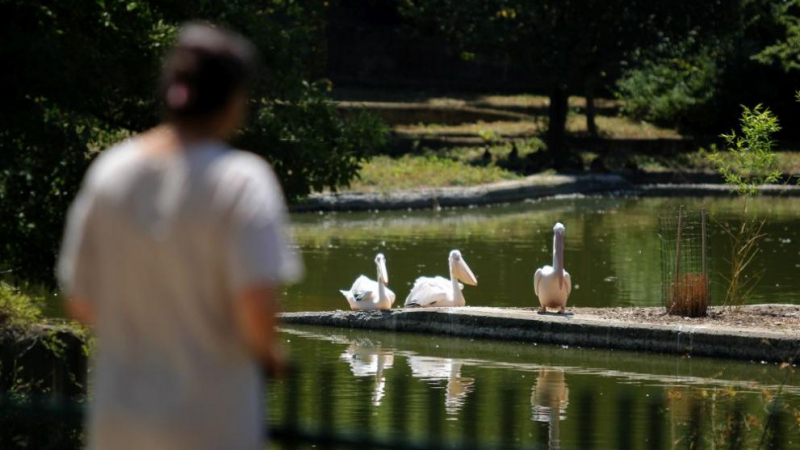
[659,206,710,317]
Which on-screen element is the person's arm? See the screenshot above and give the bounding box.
[234,285,286,377]
[66,297,95,326]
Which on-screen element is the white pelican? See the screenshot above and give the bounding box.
[404,250,478,308]
[340,253,396,310]
[534,223,572,313]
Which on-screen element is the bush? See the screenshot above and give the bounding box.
[0,283,44,331]
[239,81,388,201]
[617,43,720,129]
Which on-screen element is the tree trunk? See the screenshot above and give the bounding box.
[585,75,598,138]
[546,85,570,168]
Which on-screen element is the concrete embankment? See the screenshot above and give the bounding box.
[292,174,629,212]
[291,173,800,213]
[279,307,800,363]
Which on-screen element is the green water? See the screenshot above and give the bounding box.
[272,325,800,449]
[273,196,800,448]
[286,196,800,311]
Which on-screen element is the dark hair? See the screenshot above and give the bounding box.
[160,22,257,121]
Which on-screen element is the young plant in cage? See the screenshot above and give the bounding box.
[659,207,710,317]
[705,104,781,308]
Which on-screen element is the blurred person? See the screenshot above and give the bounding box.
[57,22,302,450]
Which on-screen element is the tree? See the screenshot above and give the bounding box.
[0,0,386,286]
[752,0,800,72]
[398,0,734,168]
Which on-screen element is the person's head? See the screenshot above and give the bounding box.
[160,22,257,139]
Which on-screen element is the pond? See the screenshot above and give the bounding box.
[286,196,800,311]
[271,325,800,449]
[272,195,800,448]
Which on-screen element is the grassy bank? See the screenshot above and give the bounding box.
[349,155,521,192]
[337,90,799,192]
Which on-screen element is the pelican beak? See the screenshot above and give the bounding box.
[378,258,389,285]
[455,257,478,286]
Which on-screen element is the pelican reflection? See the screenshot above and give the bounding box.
[340,338,394,406]
[407,356,475,415]
[531,369,569,450]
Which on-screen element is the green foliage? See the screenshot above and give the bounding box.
[707,105,782,196]
[0,283,44,330]
[706,104,781,308]
[617,42,720,127]
[752,0,800,72]
[0,1,387,285]
[240,82,388,201]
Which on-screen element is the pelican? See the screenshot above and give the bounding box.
[404,250,477,308]
[340,253,396,310]
[534,223,572,313]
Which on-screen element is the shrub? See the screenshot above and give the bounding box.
[0,283,44,331]
[706,104,781,307]
[617,43,720,128]
[240,82,388,201]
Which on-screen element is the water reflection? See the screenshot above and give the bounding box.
[339,339,394,406]
[407,356,475,415]
[277,326,800,448]
[531,369,569,450]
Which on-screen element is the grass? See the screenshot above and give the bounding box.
[346,148,800,194]
[349,155,521,192]
[396,114,680,140]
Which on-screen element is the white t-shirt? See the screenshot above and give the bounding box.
[57,139,302,450]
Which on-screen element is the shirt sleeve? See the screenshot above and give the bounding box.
[57,182,99,301]
[225,157,303,293]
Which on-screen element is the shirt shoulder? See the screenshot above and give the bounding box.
[81,140,141,193]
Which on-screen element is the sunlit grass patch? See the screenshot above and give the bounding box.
[396,115,679,140]
[350,155,521,192]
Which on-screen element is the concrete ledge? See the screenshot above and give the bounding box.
[291,174,630,212]
[279,307,800,363]
[291,173,800,213]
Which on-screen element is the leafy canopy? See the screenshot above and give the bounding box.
[0,0,387,286]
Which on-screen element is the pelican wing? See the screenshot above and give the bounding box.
[563,270,572,297]
[404,276,450,307]
[533,268,543,297]
[350,275,379,302]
